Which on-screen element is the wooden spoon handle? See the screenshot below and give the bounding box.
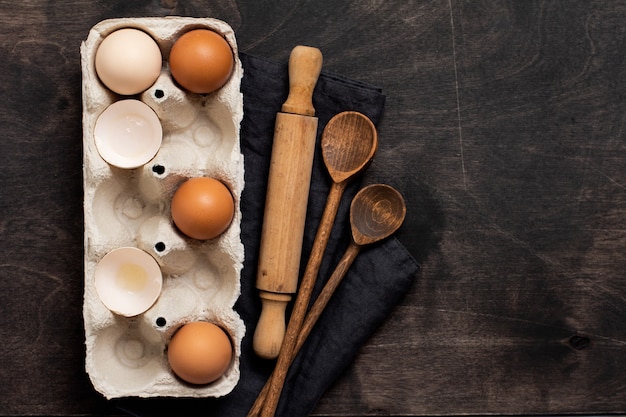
[248,241,361,417]
[296,242,360,351]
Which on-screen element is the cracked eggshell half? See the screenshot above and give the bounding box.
[94,99,163,169]
[94,247,163,317]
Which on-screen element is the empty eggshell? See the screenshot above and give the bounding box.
[94,247,163,317]
[94,99,163,169]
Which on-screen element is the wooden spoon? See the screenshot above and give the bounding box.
[295,183,406,368]
[251,184,406,417]
[248,111,378,417]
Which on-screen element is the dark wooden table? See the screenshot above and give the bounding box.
[2,1,625,416]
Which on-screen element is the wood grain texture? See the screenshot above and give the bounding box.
[314,0,626,415]
[1,0,625,416]
[254,46,322,360]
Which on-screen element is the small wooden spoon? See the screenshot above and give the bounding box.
[249,111,377,417]
[252,184,406,417]
[296,183,406,364]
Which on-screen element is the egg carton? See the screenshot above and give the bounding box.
[81,17,245,399]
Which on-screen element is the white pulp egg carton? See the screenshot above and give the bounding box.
[81,17,245,399]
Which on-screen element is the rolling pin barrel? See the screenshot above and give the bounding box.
[253,46,323,359]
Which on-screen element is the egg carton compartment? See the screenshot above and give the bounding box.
[81,17,245,399]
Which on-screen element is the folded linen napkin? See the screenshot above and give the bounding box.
[117,52,420,417]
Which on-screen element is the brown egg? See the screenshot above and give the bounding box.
[171,177,235,240]
[167,321,233,385]
[169,29,234,94]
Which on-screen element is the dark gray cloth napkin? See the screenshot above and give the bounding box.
[117,52,420,417]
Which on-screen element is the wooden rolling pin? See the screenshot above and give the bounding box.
[253,45,323,359]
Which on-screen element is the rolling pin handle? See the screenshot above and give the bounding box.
[281,45,323,116]
[253,291,292,360]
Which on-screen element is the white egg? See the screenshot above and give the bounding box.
[94,99,163,169]
[95,28,162,95]
[94,247,163,317]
